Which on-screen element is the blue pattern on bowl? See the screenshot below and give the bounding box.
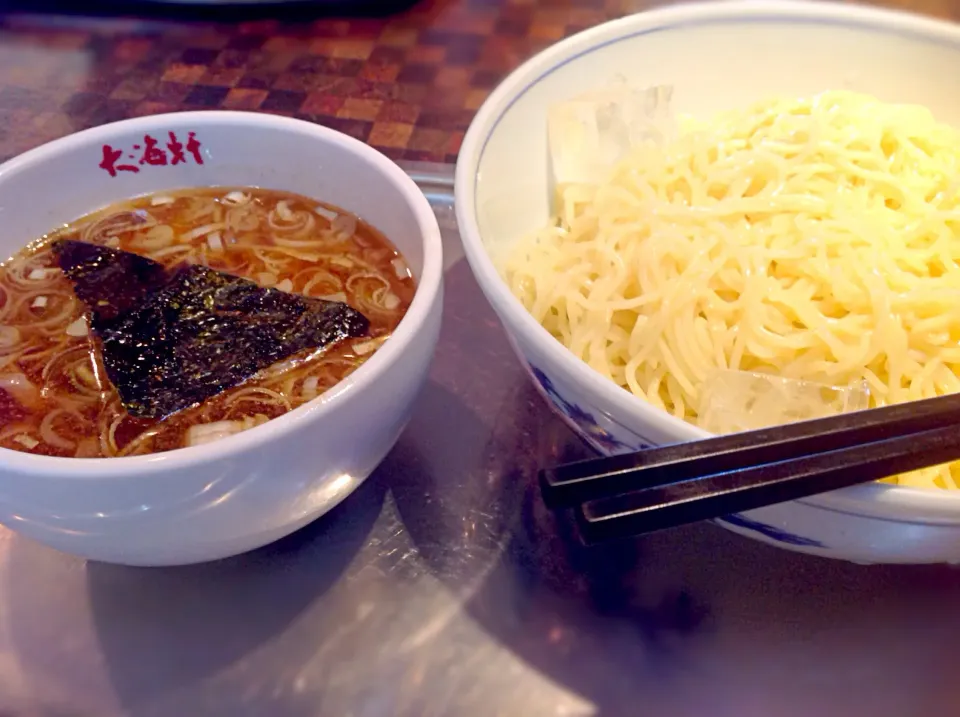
[716,513,824,548]
[527,364,826,549]
[528,365,640,453]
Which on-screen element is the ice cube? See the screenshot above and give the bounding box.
[697,369,870,435]
[547,84,676,189]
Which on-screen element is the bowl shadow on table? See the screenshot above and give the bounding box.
[79,386,456,717]
[2,453,391,715]
[391,376,960,715]
[388,377,712,708]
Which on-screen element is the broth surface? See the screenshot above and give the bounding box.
[0,187,415,457]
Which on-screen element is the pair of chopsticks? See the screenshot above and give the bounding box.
[540,391,960,544]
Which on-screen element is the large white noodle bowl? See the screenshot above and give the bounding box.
[456,0,960,563]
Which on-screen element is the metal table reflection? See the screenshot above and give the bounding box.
[1,164,959,717]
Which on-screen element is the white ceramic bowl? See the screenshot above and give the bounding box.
[456,0,960,564]
[0,111,443,566]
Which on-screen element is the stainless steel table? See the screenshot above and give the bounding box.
[1,164,959,717]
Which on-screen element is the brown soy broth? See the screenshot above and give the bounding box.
[0,187,414,457]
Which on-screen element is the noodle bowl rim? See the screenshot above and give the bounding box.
[454,0,960,517]
[0,111,443,474]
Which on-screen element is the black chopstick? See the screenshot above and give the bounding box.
[540,390,960,509]
[574,420,960,544]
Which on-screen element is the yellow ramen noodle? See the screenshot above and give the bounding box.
[504,91,960,490]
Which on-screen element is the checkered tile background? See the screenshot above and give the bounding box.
[0,0,951,165]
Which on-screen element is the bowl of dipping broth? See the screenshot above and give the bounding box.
[0,111,443,566]
[456,0,960,564]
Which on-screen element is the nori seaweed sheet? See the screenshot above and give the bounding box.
[54,240,370,420]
